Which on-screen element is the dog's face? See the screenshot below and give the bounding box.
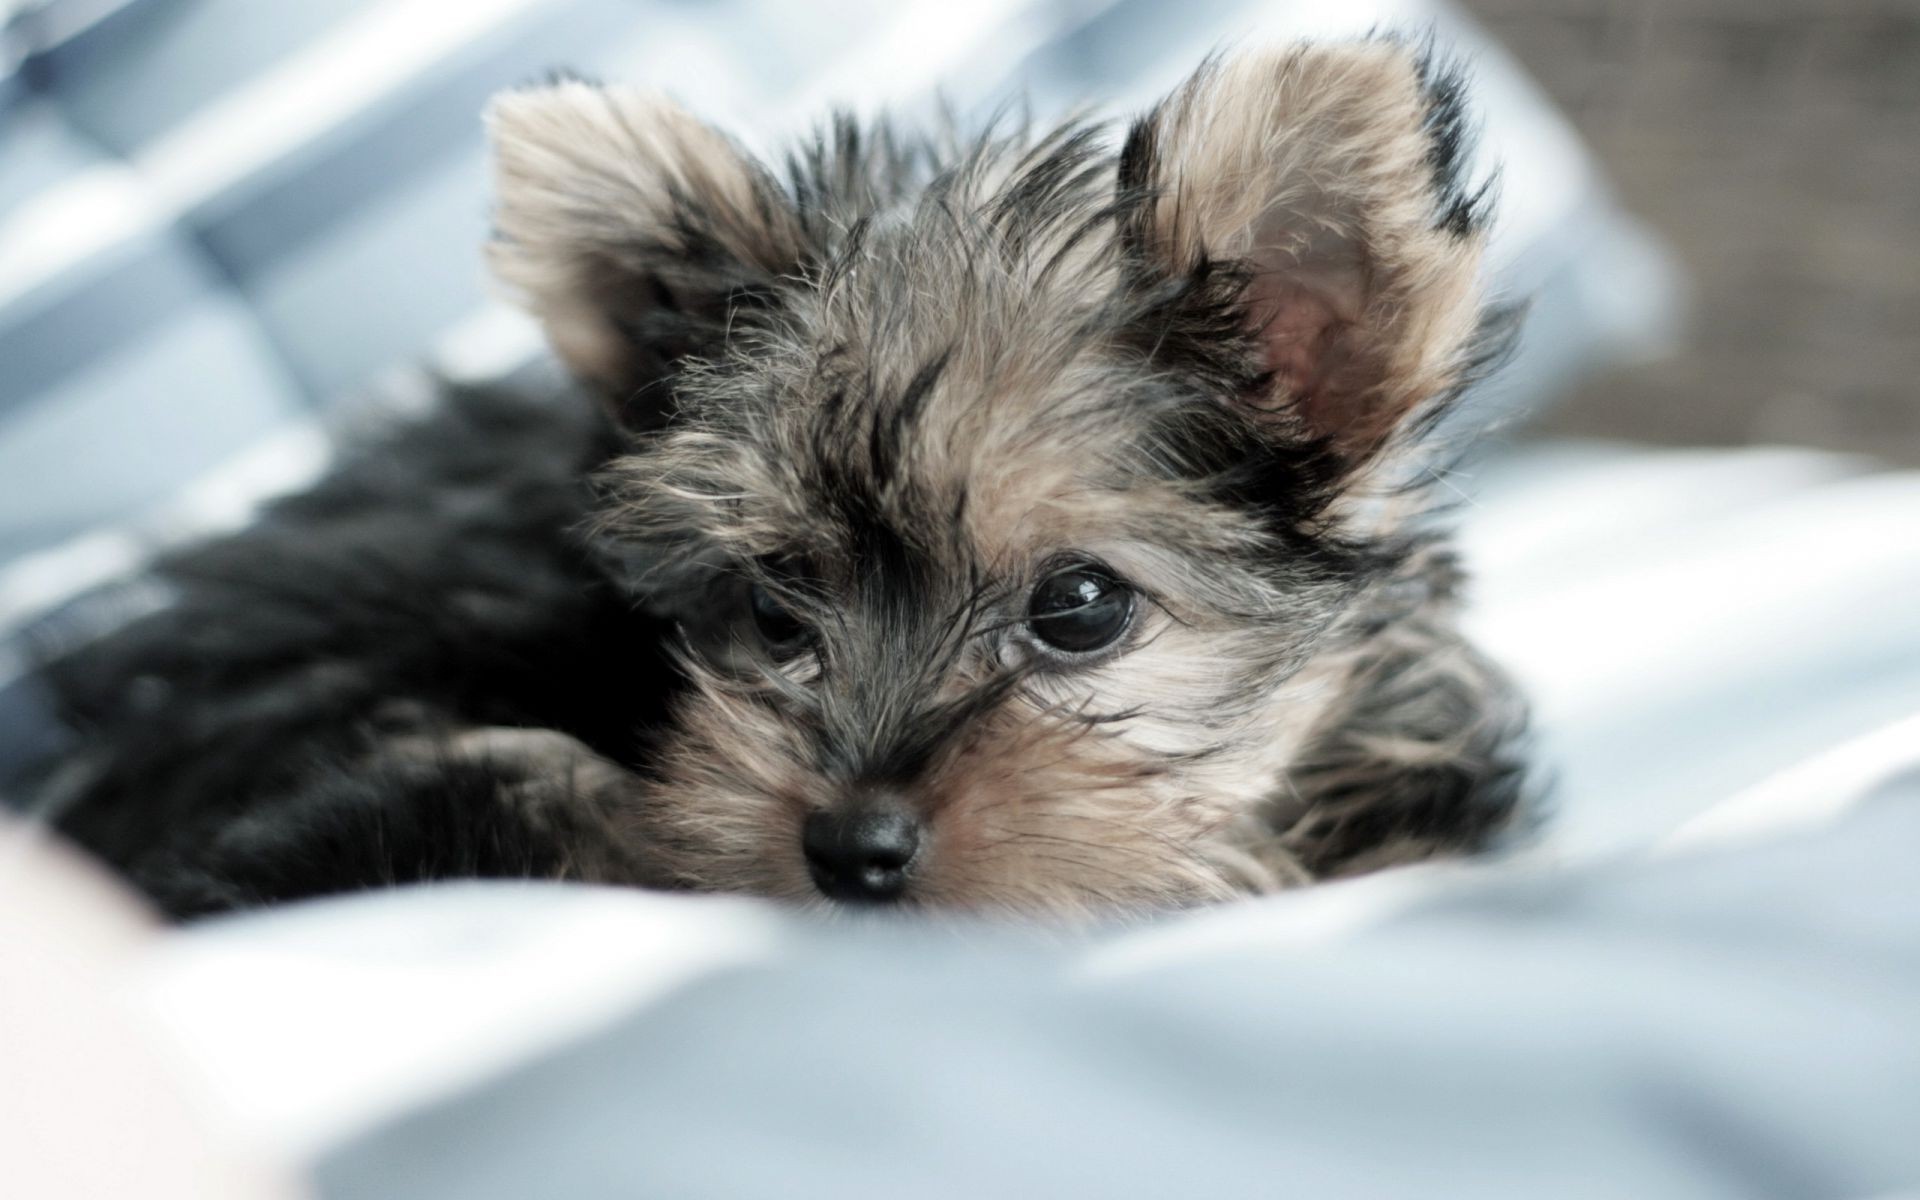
[486,44,1495,916]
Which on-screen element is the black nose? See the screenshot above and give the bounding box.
[803,804,921,903]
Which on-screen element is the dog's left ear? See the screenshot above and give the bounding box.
[486,81,804,426]
[1123,43,1490,468]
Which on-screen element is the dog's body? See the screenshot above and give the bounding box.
[35,40,1531,919]
[38,380,674,915]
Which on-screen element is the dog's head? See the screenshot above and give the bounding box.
[486,43,1502,916]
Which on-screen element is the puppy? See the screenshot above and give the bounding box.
[35,40,1529,919]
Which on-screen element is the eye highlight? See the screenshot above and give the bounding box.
[1026,563,1134,654]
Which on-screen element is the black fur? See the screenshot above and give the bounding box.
[32,379,681,917]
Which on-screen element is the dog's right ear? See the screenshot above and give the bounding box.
[486,81,804,427]
[1120,44,1493,473]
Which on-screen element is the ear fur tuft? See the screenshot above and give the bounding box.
[1122,41,1494,466]
[486,82,802,419]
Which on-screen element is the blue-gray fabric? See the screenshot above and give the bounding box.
[1,0,645,561]
[309,772,1920,1200]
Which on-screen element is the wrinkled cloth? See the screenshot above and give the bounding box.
[129,750,1920,1200]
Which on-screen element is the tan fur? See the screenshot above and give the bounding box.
[484,43,1521,917]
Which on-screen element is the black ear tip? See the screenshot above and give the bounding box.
[1403,39,1493,241]
[1116,113,1158,194]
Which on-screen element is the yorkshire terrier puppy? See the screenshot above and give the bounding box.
[36,39,1529,919]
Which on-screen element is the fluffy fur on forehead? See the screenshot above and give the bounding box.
[535,42,1508,600]
[490,37,1503,468]
[589,131,1312,586]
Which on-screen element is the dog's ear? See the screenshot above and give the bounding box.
[1122,43,1491,468]
[486,81,804,426]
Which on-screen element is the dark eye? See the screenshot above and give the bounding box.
[1026,564,1134,654]
[749,582,810,651]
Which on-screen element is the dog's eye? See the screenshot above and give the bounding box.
[1027,564,1134,654]
[748,582,810,651]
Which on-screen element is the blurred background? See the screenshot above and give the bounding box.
[1468,0,1920,464]
[2,0,1917,847]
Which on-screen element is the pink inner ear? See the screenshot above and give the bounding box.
[1242,251,1380,456]
[1247,272,1345,402]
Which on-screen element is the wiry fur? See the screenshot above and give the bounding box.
[31,39,1530,920]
